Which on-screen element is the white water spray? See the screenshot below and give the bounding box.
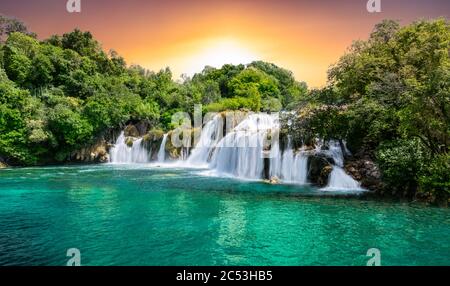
[207,114,277,179]
[157,134,168,163]
[323,141,361,190]
[186,115,223,166]
[270,137,308,184]
[110,132,150,163]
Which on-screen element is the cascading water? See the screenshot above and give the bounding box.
[110,112,362,191]
[186,115,223,166]
[110,132,150,163]
[208,114,277,179]
[157,134,168,163]
[270,137,308,184]
[326,168,361,190]
[323,141,361,190]
[185,113,360,190]
[179,147,190,161]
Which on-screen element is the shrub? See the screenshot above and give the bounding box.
[418,153,450,197]
[376,138,429,196]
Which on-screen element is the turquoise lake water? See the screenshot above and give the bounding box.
[0,164,448,266]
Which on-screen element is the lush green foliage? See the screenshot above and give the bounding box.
[193,62,307,112]
[376,139,428,195]
[0,18,161,164]
[418,153,450,198]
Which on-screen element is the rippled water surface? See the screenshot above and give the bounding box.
[0,165,448,265]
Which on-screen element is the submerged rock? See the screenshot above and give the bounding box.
[263,176,280,185]
[270,176,280,184]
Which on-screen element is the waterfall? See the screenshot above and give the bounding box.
[186,115,223,166]
[206,114,277,179]
[326,167,361,190]
[108,112,363,191]
[110,132,150,163]
[323,140,361,190]
[180,147,190,161]
[183,114,360,189]
[280,138,294,180]
[323,141,345,168]
[269,137,308,184]
[157,134,168,162]
[269,138,281,179]
[282,153,308,184]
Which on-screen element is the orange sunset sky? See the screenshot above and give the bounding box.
[1,0,449,87]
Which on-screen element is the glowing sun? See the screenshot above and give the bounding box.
[180,37,261,76]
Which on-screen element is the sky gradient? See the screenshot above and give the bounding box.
[1,0,449,87]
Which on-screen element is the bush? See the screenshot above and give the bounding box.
[261,97,282,112]
[204,97,256,112]
[376,138,429,196]
[48,102,93,147]
[418,153,450,197]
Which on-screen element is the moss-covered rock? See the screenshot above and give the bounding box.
[125,137,134,147]
[124,125,140,137]
[143,129,165,142]
[134,121,150,136]
[166,131,181,160]
[165,129,198,160]
[142,129,166,160]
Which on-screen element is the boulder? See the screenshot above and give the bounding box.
[344,157,383,192]
[307,155,334,187]
[125,137,134,147]
[145,134,164,161]
[70,139,110,163]
[263,176,280,185]
[0,160,7,169]
[134,121,149,136]
[143,129,165,142]
[269,176,280,184]
[95,144,109,163]
[166,132,180,160]
[124,125,140,138]
[160,130,196,160]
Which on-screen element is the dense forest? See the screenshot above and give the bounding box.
[0,15,448,202]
